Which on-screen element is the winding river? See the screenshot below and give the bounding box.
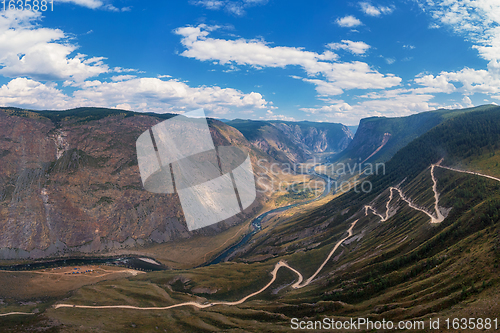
[204,168,332,265]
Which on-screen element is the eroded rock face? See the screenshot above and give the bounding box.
[0,109,264,258]
[266,122,353,161]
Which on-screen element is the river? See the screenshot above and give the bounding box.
[0,257,165,272]
[204,168,332,265]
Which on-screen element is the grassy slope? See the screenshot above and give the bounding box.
[44,167,500,332]
[4,107,500,332]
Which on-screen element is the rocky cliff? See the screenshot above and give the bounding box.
[332,106,499,165]
[0,108,275,259]
[226,119,353,164]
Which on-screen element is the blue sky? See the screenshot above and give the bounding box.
[0,0,499,125]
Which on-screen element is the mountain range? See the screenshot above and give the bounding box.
[0,107,353,259]
[1,105,500,332]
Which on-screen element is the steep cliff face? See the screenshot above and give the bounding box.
[226,120,353,163]
[332,107,499,165]
[272,122,352,153]
[0,108,273,258]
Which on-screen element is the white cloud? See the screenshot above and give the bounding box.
[335,15,363,28]
[55,0,103,9]
[302,78,344,96]
[0,77,269,116]
[299,62,401,96]
[403,44,415,49]
[55,0,129,11]
[411,0,500,106]
[111,75,136,81]
[0,11,108,82]
[385,57,396,64]
[414,73,457,93]
[462,95,474,107]
[300,100,353,115]
[354,92,434,116]
[359,2,394,16]
[327,40,371,55]
[192,0,225,9]
[301,90,435,124]
[415,62,500,95]
[190,0,267,16]
[113,67,137,73]
[417,0,500,62]
[175,25,401,97]
[0,78,71,109]
[75,77,268,114]
[260,110,296,121]
[175,25,339,72]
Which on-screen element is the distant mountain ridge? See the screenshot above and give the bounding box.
[226,119,353,163]
[335,104,500,165]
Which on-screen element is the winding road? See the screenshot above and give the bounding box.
[4,161,499,317]
[365,162,447,224]
[54,219,358,311]
[50,162,500,313]
[0,312,34,317]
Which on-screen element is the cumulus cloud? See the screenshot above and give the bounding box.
[414,73,457,93]
[174,25,401,96]
[73,77,268,114]
[301,90,435,124]
[0,78,71,109]
[300,100,353,116]
[335,15,363,28]
[405,0,500,110]
[0,11,108,82]
[462,95,474,107]
[327,40,371,55]
[175,25,339,72]
[359,2,394,16]
[0,77,269,115]
[260,110,296,121]
[296,62,401,96]
[414,62,500,95]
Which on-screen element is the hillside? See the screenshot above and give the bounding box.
[334,104,500,166]
[226,119,353,163]
[2,106,500,332]
[194,106,500,329]
[0,107,283,260]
